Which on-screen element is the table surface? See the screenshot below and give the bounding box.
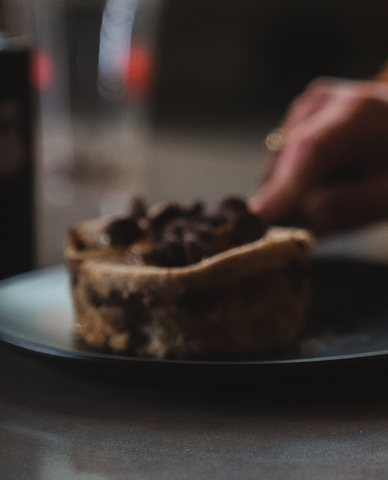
[2,342,388,480]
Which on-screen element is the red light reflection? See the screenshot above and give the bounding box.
[123,43,153,99]
[30,51,54,90]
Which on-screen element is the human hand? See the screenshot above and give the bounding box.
[248,77,388,235]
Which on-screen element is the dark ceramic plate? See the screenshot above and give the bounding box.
[1,260,388,392]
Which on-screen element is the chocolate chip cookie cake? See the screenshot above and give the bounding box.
[65,197,313,359]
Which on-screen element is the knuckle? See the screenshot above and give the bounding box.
[293,78,337,110]
[290,131,320,158]
[305,77,336,95]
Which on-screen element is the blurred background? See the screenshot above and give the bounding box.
[3,0,388,272]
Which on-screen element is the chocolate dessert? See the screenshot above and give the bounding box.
[65,197,313,358]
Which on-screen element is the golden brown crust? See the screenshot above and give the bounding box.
[66,219,314,359]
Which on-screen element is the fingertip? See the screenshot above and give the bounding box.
[248,193,275,224]
[248,190,293,226]
[247,195,263,215]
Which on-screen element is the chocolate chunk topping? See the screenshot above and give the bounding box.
[215,197,249,221]
[145,217,214,266]
[188,221,213,243]
[96,196,266,267]
[161,218,188,242]
[200,214,227,227]
[127,196,147,221]
[183,233,212,265]
[105,218,141,247]
[229,214,265,246]
[184,201,204,218]
[141,240,186,267]
[148,204,184,230]
[162,218,212,243]
[147,201,206,231]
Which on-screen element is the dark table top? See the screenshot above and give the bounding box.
[1,341,388,480]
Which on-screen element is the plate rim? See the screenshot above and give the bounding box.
[2,261,388,369]
[2,322,388,368]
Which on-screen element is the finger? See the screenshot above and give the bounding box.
[258,151,279,185]
[250,121,358,223]
[251,86,369,222]
[258,79,343,189]
[282,77,343,130]
[302,176,388,234]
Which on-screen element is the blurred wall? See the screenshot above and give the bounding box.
[151,0,388,126]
